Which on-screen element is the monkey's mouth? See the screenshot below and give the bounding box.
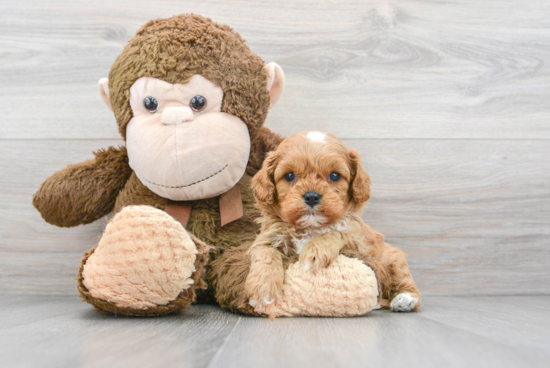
[140,164,228,188]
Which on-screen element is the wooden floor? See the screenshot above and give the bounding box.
[0,295,548,368]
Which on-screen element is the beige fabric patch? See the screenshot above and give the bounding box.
[219,184,244,226]
[254,255,378,317]
[165,200,193,228]
[82,206,198,309]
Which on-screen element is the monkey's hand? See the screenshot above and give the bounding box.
[299,231,345,271]
[245,245,284,307]
[33,146,132,227]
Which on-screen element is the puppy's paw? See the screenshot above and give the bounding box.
[390,292,420,312]
[247,281,282,308]
[245,253,284,308]
[299,240,340,271]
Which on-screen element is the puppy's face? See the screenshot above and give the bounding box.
[252,131,371,228]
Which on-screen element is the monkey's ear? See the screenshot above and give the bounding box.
[263,62,285,108]
[98,78,113,111]
[251,151,279,205]
[349,149,371,205]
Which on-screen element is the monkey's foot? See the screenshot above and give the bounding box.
[78,205,209,316]
[253,255,379,318]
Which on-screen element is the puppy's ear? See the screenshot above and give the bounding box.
[349,149,371,204]
[251,151,279,205]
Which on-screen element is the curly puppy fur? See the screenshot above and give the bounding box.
[246,131,421,311]
[33,14,283,315]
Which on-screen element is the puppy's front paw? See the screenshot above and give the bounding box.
[245,257,284,308]
[299,241,339,271]
[390,292,420,312]
[247,281,282,308]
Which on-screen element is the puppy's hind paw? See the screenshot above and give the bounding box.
[390,293,419,312]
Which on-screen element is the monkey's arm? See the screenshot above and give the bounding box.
[33,146,133,227]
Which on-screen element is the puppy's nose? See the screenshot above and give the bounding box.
[160,106,194,125]
[303,192,322,208]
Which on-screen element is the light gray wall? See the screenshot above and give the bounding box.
[1,0,549,296]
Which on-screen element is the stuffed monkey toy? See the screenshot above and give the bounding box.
[33,14,379,317]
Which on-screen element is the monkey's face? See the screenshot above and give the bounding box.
[125,75,251,200]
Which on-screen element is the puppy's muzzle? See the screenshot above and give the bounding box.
[304,191,322,208]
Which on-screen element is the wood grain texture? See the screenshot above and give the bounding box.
[0,297,240,368]
[214,300,550,368]
[0,0,549,297]
[419,296,550,352]
[1,296,548,368]
[0,0,549,139]
[1,139,548,295]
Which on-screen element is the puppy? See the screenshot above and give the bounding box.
[246,131,421,312]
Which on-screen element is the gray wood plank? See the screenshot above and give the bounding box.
[391,236,550,296]
[210,297,550,368]
[0,298,240,368]
[0,295,90,330]
[419,296,550,352]
[1,139,549,295]
[1,296,548,368]
[1,0,549,139]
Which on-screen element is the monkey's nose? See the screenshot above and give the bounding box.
[303,192,322,208]
[160,106,194,125]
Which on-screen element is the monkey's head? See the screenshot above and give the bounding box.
[97,14,284,201]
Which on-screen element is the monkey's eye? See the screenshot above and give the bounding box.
[329,172,341,182]
[143,96,159,113]
[284,173,296,182]
[190,95,207,112]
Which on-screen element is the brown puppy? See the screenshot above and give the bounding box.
[246,131,421,312]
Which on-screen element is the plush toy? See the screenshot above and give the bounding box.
[33,14,381,317]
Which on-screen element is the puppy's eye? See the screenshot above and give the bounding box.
[329,172,341,182]
[190,95,207,112]
[284,173,296,182]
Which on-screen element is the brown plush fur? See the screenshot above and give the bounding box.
[33,146,132,227]
[247,132,421,311]
[108,14,271,144]
[33,14,283,316]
